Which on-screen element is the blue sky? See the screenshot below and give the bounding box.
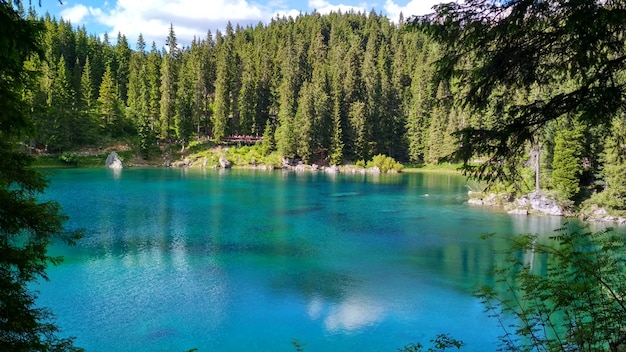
[34,0,447,48]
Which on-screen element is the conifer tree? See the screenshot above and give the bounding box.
[174,49,195,145]
[79,56,94,109]
[362,27,381,156]
[75,25,89,75]
[275,35,301,159]
[146,42,161,134]
[329,98,344,165]
[349,101,368,161]
[191,36,213,138]
[159,54,174,140]
[56,20,76,70]
[77,56,97,143]
[376,41,395,156]
[343,42,365,160]
[328,44,347,165]
[238,44,258,135]
[0,3,80,349]
[598,114,626,210]
[254,32,274,136]
[71,57,82,98]
[389,31,410,159]
[126,34,146,117]
[307,48,331,159]
[426,82,450,164]
[86,35,105,90]
[551,120,585,200]
[417,0,626,181]
[128,34,153,157]
[294,81,314,164]
[97,64,122,133]
[227,24,242,134]
[406,43,435,164]
[115,32,131,103]
[101,32,116,83]
[260,118,275,156]
[159,24,179,141]
[213,29,234,141]
[442,106,462,162]
[49,55,75,150]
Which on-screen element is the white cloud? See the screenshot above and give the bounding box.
[60,4,90,24]
[86,0,274,47]
[308,0,368,14]
[55,0,448,48]
[384,0,447,22]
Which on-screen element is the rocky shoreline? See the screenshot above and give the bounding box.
[468,190,626,225]
[157,153,400,174]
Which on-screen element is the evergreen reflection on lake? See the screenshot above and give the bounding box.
[37,168,605,351]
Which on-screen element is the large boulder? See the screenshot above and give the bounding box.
[219,157,232,168]
[528,192,563,216]
[105,151,124,169]
[173,158,191,168]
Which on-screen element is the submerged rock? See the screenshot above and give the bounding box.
[105,151,124,169]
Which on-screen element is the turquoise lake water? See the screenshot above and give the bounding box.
[37,168,576,351]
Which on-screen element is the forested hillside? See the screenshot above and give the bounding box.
[18,6,626,211]
[22,8,455,161]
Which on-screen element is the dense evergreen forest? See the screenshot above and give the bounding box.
[18,6,626,212]
[25,7,445,164]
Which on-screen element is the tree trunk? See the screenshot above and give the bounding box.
[535,143,541,193]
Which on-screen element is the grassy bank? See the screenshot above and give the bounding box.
[32,150,140,169]
[403,163,464,174]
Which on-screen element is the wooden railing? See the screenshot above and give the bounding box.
[221,135,263,144]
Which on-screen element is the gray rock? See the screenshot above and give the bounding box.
[529,192,563,216]
[105,152,124,169]
[325,165,340,174]
[592,207,608,216]
[467,191,498,206]
[282,158,294,168]
[515,196,530,207]
[173,158,191,168]
[219,157,232,168]
[366,166,381,174]
[468,198,484,206]
[481,193,499,206]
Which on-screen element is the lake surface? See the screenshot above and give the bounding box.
[38,168,575,351]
